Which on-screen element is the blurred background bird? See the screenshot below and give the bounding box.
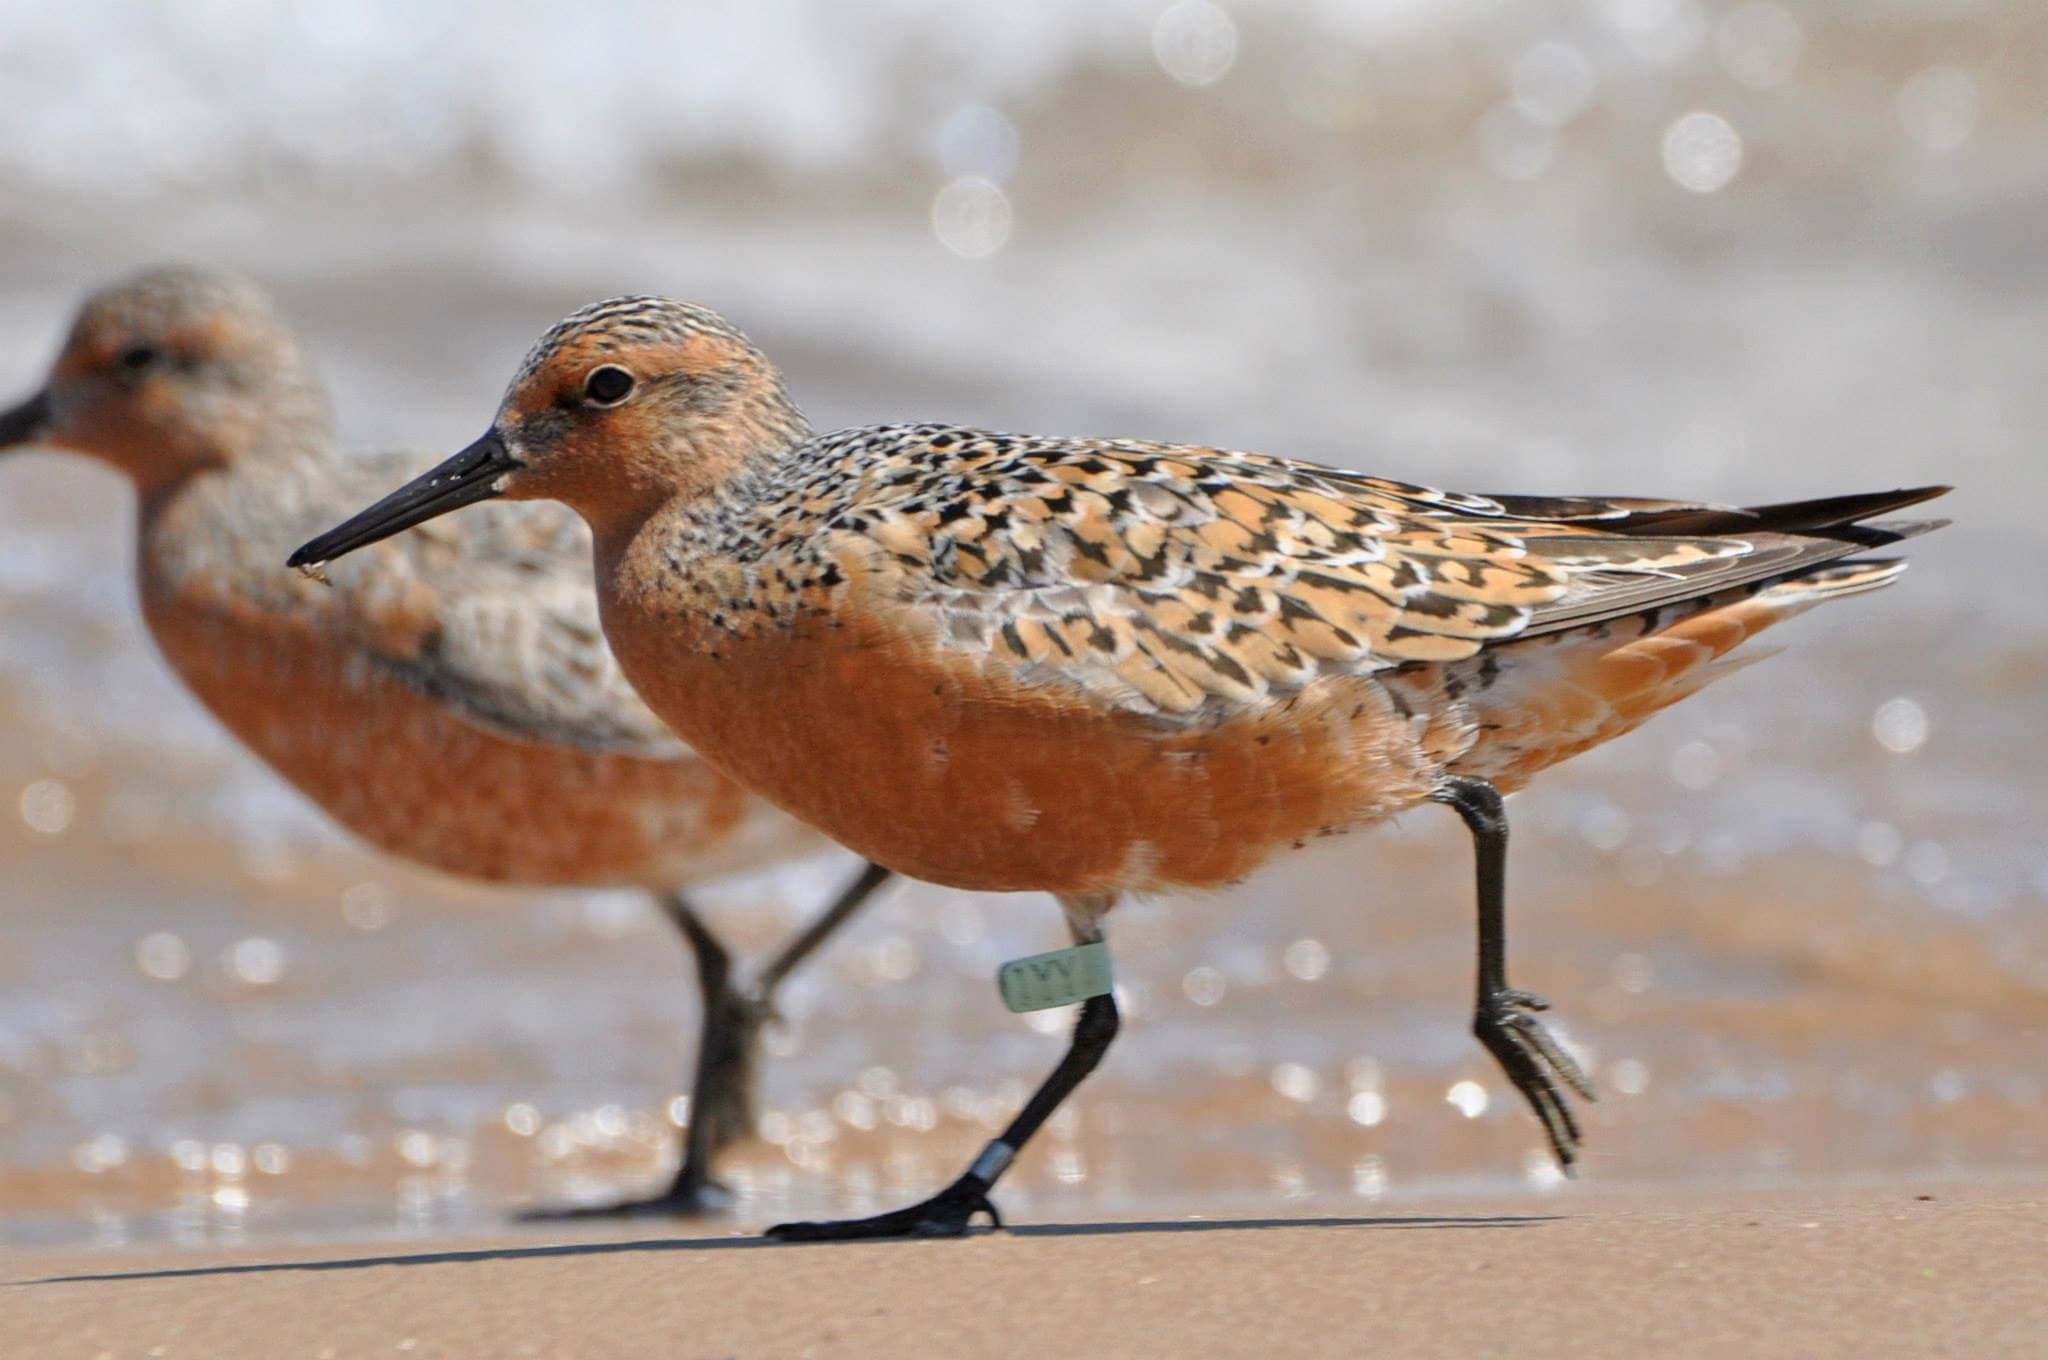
[0,268,891,1223]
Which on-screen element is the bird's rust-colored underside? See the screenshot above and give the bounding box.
[144,569,777,888]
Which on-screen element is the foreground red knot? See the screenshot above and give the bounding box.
[294,294,1950,1240]
[0,272,894,1219]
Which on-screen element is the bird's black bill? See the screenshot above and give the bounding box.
[288,431,517,569]
[0,391,52,449]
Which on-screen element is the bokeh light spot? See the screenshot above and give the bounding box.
[1282,937,1330,981]
[19,778,75,836]
[1669,740,1721,790]
[1271,1061,1319,1103]
[931,177,1013,260]
[1661,111,1742,194]
[1897,66,1980,152]
[340,881,394,931]
[227,937,285,987]
[135,931,192,982]
[1152,1,1238,88]
[1872,697,1928,754]
[1182,964,1226,1007]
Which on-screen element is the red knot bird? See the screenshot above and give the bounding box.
[0,271,892,1219]
[292,294,1948,1240]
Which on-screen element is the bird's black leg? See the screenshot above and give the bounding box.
[658,863,894,1209]
[654,893,756,1212]
[1432,776,1595,1171]
[535,862,891,1219]
[751,860,893,1003]
[769,909,1121,1242]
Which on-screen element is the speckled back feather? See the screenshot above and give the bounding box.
[691,423,1943,719]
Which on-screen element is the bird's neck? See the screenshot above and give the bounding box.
[576,411,810,566]
[132,420,339,627]
[128,383,332,515]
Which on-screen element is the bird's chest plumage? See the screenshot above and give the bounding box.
[597,531,1444,895]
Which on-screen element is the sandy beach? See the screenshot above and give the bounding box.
[6,1180,2042,1359]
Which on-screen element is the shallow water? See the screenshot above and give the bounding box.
[0,2,2043,1248]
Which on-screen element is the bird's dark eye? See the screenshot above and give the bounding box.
[582,365,635,406]
[118,344,162,375]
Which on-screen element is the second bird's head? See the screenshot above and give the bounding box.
[290,296,805,570]
[0,267,323,490]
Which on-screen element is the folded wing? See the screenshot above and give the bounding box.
[824,426,1945,717]
[317,449,686,757]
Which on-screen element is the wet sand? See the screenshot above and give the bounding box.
[6,1180,2041,1359]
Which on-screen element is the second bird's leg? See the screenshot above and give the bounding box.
[769,907,1122,1242]
[658,896,756,1212]
[541,862,891,1219]
[658,862,894,1209]
[1432,776,1595,1170]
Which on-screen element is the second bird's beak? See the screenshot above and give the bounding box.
[288,430,519,569]
[0,391,53,451]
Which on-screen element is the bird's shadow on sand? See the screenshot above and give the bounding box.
[21,1213,1554,1285]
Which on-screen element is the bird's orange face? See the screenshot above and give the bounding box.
[291,296,806,569]
[490,327,766,519]
[0,269,317,490]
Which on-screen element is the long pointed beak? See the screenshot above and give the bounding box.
[288,430,519,569]
[0,391,52,450]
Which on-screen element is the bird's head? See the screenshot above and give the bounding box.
[290,296,804,570]
[1,267,324,492]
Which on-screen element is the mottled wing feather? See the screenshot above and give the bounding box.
[793,431,1544,713]
[321,450,684,757]
[780,426,1940,719]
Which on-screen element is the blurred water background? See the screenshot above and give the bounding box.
[0,0,2041,1248]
